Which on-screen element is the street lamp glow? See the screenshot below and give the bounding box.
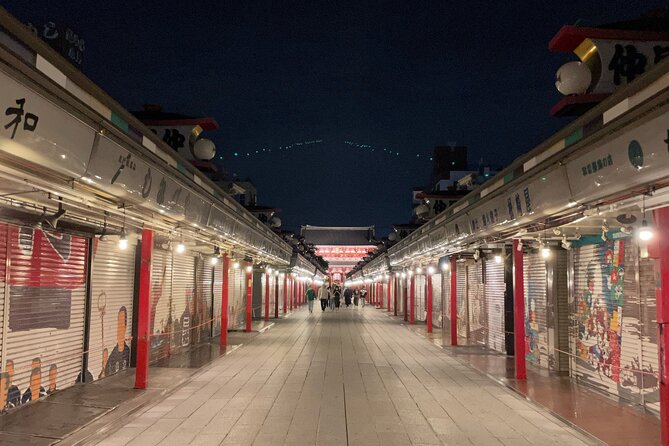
[245,265,253,273]
[639,220,654,241]
[175,242,186,254]
[541,247,551,258]
[118,229,128,250]
[494,254,502,263]
[440,262,448,271]
[233,261,240,269]
[210,256,219,266]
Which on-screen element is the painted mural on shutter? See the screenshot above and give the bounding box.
[2,224,87,407]
[467,262,486,345]
[0,224,6,401]
[150,248,172,361]
[89,237,135,380]
[212,263,223,337]
[171,254,196,350]
[443,270,451,336]
[524,253,548,367]
[485,260,506,353]
[415,275,426,321]
[572,236,660,410]
[194,258,213,344]
[432,273,443,329]
[456,263,467,337]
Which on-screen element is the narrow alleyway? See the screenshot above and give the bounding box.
[93,308,596,446]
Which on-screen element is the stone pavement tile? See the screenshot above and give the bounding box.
[95,427,147,446]
[438,433,474,445]
[404,423,440,445]
[426,417,459,435]
[398,409,430,426]
[189,433,227,446]
[347,429,380,446]
[157,429,200,446]
[199,415,239,435]
[376,431,412,446]
[220,423,261,446]
[125,418,178,446]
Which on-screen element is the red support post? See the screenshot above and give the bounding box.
[427,273,433,333]
[393,275,398,316]
[220,254,230,348]
[290,277,294,312]
[387,276,392,312]
[264,271,270,322]
[134,228,153,389]
[245,263,253,333]
[513,239,526,380]
[403,277,408,322]
[274,274,279,318]
[283,274,288,314]
[409,273,415,324]
[450,257,457,346]
[653,207,669,445]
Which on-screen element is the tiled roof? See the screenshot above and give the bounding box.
[301,225,375,246]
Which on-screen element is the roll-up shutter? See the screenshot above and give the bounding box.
[572,237,659,410]
[467,262,486,345]
[485,260,505,353]
[432,274,442,328]
[414,275,426,321]
[5,224,88,403]
[278,276,284,313]
[228,267,244,329]
[524,252,548,368]
[0,225,6,375]
[443,270,451,335]
[171,254,196,350]
[150,248,172,361]
[456,263,467,338]
[194,258,213,344]
[212,263,223,337]
[89,237,135,380]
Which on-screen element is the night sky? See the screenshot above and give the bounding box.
[3,1,665,235]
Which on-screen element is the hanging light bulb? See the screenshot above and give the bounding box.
[494,254,502,263]
[541,246,551,258]
[639,219,654,241]
[176,242,186,254]
[415,267,423,274]
[233,260,240,269]
[440,261,449,271]
[245,264,253,273]
[118,228,128,250]
[210,256,219,266]
[427,266,435,275]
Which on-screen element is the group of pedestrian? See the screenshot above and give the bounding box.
[306,283,367,313]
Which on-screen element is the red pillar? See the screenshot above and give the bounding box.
[245,263,253,333]
[427,273,433,333]
[393,276,398,316]
[409,274,415,324]
[220,254,230,347]
[403,276,408,322]
[450,257,457,346]
[513,239,526,380]
[290,277,294,312]
[274,274,279,318]
[653,207,669,445]
[283,274,288,314]
[387,277,392,312]
[134,228,153,389]
[264,271,270,321]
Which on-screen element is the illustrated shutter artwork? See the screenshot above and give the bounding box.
[4,225,87,403]
[150,248,172,361]
[194,258,213,344]
[0,225,6,375]
[524,252,548,368]
[171,253,196,350]
[456,263,467,337]
[89,237,135,380]
[432,273,442,328]
[467,262,486,345]
[415,275,426,321]
[443,269,451,335]
[571,237,659,410]
[485,260,506,353]
[212,262,223,337]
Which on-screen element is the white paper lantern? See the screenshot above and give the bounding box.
[555,61,592,96]
[192,138,216,160]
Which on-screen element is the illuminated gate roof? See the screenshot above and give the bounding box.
[301,226,377,280]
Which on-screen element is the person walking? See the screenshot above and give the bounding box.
[306,286,316,313]
[353,289,359,307]
[318,283,329,311]
[344,287,352,307]
[360,287,368,307]
[333,286,341,311]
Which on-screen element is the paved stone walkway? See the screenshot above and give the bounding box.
[93,308,597,446]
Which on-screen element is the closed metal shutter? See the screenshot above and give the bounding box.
[467,262,486,345]
[278,276,284,313]
[432,273,442,328]
[552,250,570,373]
[171,254,196,350]
[194,258,213,344]
[0,225,7,375]
[89,237,135,380]
[456,263,467,337]
[212,263,223,337]
[485,260,506,353]
[414,275,426,321]
[228,268,244,329]
[524,252,548,368]
[150,248,172,361]
[443,270,451,335]
[5,224,88,403]
[571,237,659,411]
